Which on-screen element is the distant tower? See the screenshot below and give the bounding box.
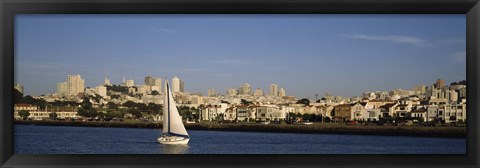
[270,84,278,97]
[66,74,85,96]
[254,88,264,96]
[123,76,126,83]
[145,76,155,86]
[279,88,286,97]
[208,88,216,97]
[172,76,181,93]
[180,80,185,92]
[104,77,111,86]
[435,79,445,89]
[240,83,251,95]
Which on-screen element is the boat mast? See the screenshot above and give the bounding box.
[167,81,171,134]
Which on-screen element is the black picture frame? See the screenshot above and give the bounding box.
[1,0,479,167]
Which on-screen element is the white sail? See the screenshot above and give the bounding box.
[162,82,169,134]
[163,81,189,136]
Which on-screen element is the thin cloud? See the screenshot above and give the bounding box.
[439,38,465,45]
[344,34,430,47]
[450,51,466,64]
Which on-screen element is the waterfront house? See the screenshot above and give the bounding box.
[225,106,237,121]
[333,102,365,122]
[14,104,38,120]
[379,103,398,117]
[236,105,249,121]
[439,103,466,123]
[410,108,427,122]
[394,104,411,118]
[14,104,78,120]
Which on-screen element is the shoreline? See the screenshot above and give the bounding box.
[14,120,466,139]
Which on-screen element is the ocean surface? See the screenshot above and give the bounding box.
[14,124,466,154]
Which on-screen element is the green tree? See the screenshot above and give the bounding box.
[123,101,136,108]
[147,103,161,114]
[78,107,98,118]
[296,98,310,106]
[49,112,58,120]
[81,97,92,110]
[449,116,457,122]
[18,110,30,120]
[127,108,142,118]
[151,90,160,96]
[178,106,193,120]
[107,102,118,109]
[14,89,23,104]
[105,109,125,118]
[111,95,121,99]
[241,99,253,106]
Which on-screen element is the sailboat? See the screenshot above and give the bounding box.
[158,80,190,145]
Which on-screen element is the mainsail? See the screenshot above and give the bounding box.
[163,81,189,137]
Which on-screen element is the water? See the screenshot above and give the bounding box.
[14,124,466,154]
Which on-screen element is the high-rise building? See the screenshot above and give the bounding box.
[95,85,107,98]
[145,76,155,86]
[125,79,134,87]
[154,78,162,89]
[145,76,162,89]
[104,77,111,86]
[57,82,67,96]
[14,83,24,94]
[279,88,286,97]
[180,80,185,92]
[254,88,264,97]
[227,88,238,96]
[66,74,85,96]
[208,88,217,97]
[270,84,278,97]
[435,79,445,89]
[240,83,251,95]
[172,76,181,93]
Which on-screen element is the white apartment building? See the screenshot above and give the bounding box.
[227,88,238,96]
[172,76,181,93]
[208,88,217,97]
[57,82,68,96]
[67,74,85,96]
[279,88,286,97]
[125,79,134,87]
[270,84,278,97]
[254,88,264,97]
[95,85,107,98]
[240,83,251,95]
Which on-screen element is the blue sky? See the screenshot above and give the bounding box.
[15,14,466,98]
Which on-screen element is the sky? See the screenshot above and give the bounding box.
[15,14,466,98]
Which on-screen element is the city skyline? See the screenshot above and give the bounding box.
[16,14,466,98]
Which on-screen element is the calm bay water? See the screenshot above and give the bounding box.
[14,124,466,154]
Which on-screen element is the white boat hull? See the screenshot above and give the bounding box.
[158,137,190,145]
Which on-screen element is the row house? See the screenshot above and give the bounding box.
[333,102,365,122]
[315,105,334,118]
[225,106,237,121]
[379,103,398,117]
[236,105,250,121]
[394,104,413,118]
[14,104,78,120]
[439,103,466,123]
[14,104,39,120]
[253,105,286,121]
[199,104,227,121]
